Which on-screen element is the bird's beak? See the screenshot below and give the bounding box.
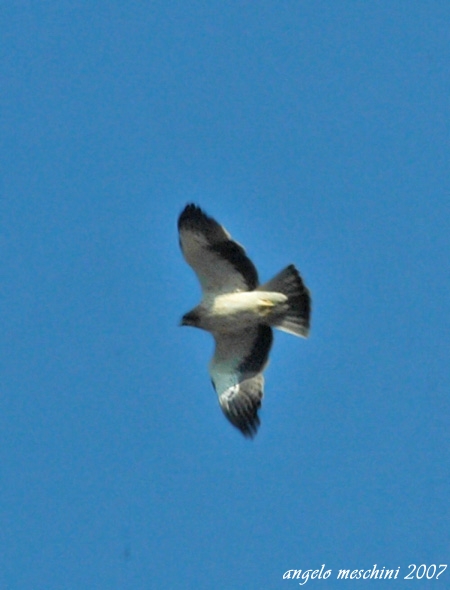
[179,310,199,328]
[179,314,190,327]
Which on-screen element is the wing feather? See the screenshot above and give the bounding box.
[210,325,273,437]
[218,375,264,438]
[178,204,258,295]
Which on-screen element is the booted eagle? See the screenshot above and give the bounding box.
[178,204,311,438]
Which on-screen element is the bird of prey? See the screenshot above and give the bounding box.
[178,204,311,438]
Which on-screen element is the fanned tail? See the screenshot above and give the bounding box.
[258,264,311,337]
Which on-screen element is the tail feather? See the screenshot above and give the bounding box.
[258,264,311,337]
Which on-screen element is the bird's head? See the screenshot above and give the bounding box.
[180,309,201,328]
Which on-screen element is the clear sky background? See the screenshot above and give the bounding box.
[2,2,449,589]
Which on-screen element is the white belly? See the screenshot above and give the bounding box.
[201,291,287,333]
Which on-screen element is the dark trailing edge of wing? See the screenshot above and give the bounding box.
[238,325,273,375]
[178,203,259,290]
[209,241,258,290]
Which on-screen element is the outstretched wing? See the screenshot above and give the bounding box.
[210,325,273,437]
[178,204,258,295]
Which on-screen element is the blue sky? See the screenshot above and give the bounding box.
[2,2,449,588]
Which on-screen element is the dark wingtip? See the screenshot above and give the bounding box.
[217,376,264,439]
[222,404,261,439]
[178,203,208,230]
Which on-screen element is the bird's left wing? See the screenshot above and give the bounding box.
[178,204,258,295]
[210,325,273,437]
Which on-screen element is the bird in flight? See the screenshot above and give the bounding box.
[178,204,311,438]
